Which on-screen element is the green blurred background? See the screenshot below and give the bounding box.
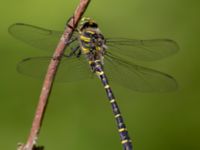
[0,0,199,150]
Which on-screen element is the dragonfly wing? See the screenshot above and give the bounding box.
[106,38,179,61]
[8,23,73,52]
[17,55,92,82]
[104,53,177,92]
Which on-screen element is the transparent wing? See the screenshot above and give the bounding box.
[104,53,177,92]
[8,23,64,51]
[106,38,179,61]
[17,55,92,82]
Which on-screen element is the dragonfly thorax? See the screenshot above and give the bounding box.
[79,27,107,63]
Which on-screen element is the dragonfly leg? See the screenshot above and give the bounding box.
[66,16,74,29]
[76,48,82,58]
[52,55,62,60]
[65,37,78,45]
[66,15,78,32]
[63,45,80,57]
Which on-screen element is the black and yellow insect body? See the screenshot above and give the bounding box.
[78,18,107,66]
[9,17,179,150]
[78,17,133,150]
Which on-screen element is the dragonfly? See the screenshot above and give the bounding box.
[9,17,179,150]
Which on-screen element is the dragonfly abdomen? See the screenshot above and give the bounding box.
[93,60,133,150]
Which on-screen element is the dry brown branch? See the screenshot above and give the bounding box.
[18,0,91,150]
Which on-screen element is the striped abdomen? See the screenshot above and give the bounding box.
[92,60,133,150]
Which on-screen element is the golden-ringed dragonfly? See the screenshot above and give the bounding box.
[9,17,179,150]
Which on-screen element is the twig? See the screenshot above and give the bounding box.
[18,0,91,150]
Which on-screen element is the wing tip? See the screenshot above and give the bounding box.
[8,23,29,36]
[161,38,180,53]
[16,57,32,74]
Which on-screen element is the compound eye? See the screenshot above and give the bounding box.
[90,23,98,28]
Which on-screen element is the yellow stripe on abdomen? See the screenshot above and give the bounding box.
[121,140,129,144]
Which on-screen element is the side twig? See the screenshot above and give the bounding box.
[18,0,91,150]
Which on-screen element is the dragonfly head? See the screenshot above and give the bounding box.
[79,17,98,31]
